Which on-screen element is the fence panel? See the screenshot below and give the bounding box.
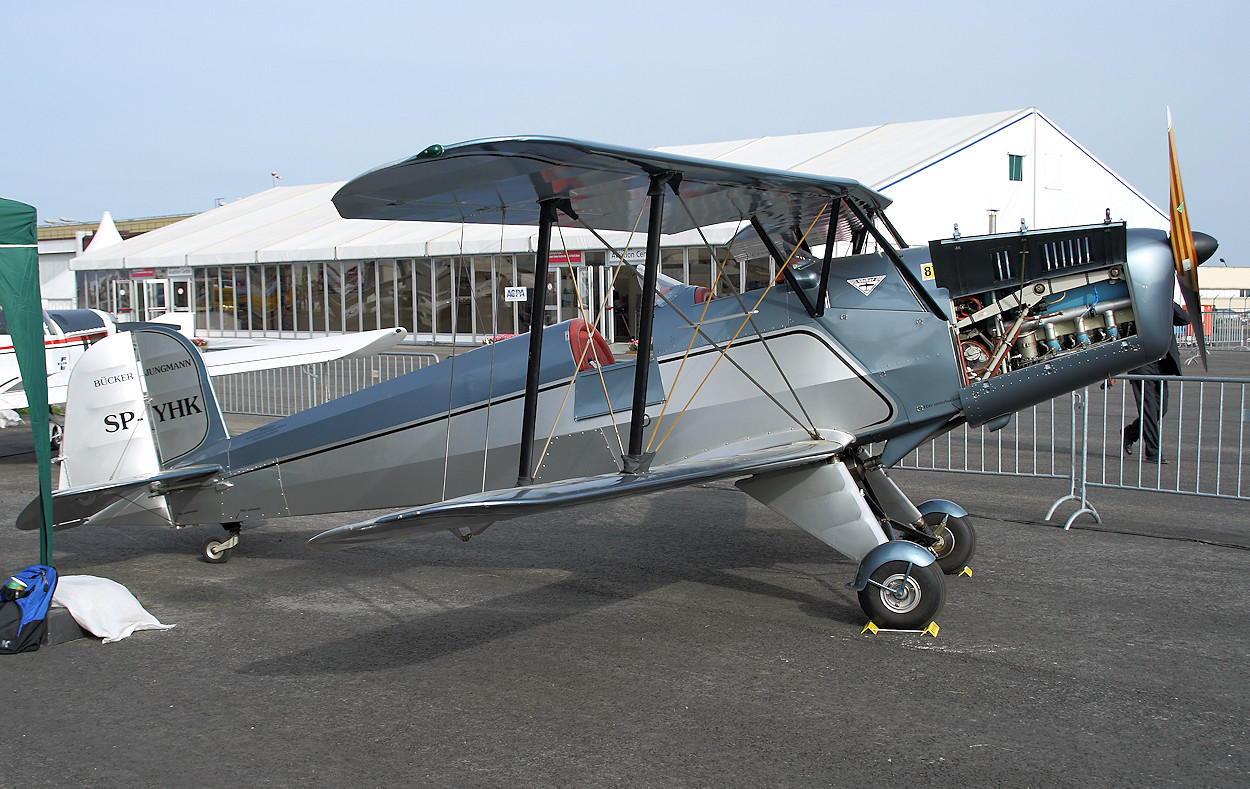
[899,375,1248,502]
[211,351,439,418]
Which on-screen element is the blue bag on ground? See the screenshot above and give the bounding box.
[0,565,58,654]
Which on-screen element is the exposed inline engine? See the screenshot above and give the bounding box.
[928,222,1134,384]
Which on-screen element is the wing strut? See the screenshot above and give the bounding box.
[814,200,840,317]
[842,199,949,322]
[750,216,822,318]
[875,208,909,250]
[575,212,821,441]
[517,197,576,486]
[624,171,679,474]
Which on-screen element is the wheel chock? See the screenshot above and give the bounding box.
[860,621,940,637]
[958,565,973,578]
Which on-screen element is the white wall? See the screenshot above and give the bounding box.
[879,111,1167,248]
[37,236,81,307]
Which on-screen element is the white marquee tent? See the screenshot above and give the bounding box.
[73,108,1167,275]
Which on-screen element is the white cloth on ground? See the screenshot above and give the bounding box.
[51,575,176,643]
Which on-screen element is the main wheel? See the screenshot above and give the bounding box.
[857,559,945,629]
[924,511,976,574]
[202,538,230,564]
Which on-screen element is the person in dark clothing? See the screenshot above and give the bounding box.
[1122,302,1192,462]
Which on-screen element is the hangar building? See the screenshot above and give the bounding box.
[36,212,191,308]
[70,108,1173,346]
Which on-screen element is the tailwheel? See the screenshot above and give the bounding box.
[923,511,977,575]
[201,522,242,564]
[202,538,230,563]
[857,559,945,630]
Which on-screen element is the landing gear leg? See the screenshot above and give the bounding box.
[202,522,242,564]
[859,460,978,576]
[923,511,977,574]
[49,410,64,455]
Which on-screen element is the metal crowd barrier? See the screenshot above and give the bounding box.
[1184,318,1250,350]
[211,351,440,417]
[898,373,1249,525]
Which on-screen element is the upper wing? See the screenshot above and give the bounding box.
[309,437,848,548]
[332,137,889,238]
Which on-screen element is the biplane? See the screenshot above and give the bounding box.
[18,136,1216,629]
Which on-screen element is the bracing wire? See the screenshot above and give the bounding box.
[648,202,831,454]
[528,201,651,476]
[441,224,466,500]
[569,215,815,442]
[640,231,738,452]
[530,211,648,475]
[670,190,822,436]
[480,211,507,492]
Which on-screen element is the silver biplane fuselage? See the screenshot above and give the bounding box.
[23,137,1209,629]
[177,274,943,519]
[157,227,1180,527]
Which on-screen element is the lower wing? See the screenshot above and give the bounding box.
[309,437,850,548]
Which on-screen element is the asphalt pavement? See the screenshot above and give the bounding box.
[1,403,1247,787]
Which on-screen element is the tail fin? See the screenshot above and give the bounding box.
[15,325,228,532]
[58,323,228,492]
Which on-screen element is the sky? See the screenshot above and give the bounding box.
[3,1,1245,267]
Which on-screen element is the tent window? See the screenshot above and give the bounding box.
[1008,154,1024,182]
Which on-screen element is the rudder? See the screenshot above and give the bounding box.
[57,323,228,504]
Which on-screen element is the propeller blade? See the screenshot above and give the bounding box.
[1167,110,1209,370]
[1177,274,1207,369]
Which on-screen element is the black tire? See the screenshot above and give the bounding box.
[923,511,976,574]
[202,538,230,564]
[857,559,945,629]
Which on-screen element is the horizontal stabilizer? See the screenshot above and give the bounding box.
[309,438,847,548]
[0,390,28,412]
[16,464,221,531]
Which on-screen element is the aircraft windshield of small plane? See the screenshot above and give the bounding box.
[46,310,106,334]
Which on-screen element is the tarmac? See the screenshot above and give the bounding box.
[1,377,1248,786]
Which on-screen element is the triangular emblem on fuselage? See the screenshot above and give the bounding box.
[847,275,886,296]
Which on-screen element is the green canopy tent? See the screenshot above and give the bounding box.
[0,197,53,563]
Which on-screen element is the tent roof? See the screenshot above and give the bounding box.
[74,108,1118,270]
[655,109,1027,189]
[72,182,738,270]
[87,211,124,250]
